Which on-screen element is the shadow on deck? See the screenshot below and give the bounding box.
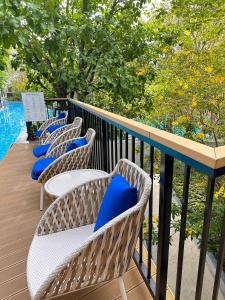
[0,144,174,300]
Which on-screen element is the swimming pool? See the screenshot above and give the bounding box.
[0,101,26,160]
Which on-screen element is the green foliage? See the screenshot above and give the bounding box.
[0,0,151,103]
[147,0,225,145]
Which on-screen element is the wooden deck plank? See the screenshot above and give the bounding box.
[0,144,172,300]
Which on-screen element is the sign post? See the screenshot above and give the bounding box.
[21,92,47,122]
[21,92,47,140]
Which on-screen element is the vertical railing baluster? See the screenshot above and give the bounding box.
[82,108,85,136]
[99,118,103,169]
[98,117,102,170]
[110,125,114,171]
[120,129,123,159]
[83,111,88,133]
[115,127,118,163]
[132,136,135,163]
[175,165,191,300]
[139,141,144,264]
[102,119,108,172]
[156,153,174,300]
[94,115,99,169]
[125,133,129,159]
[195,177,215,300]
[106,123,110,172]
[212,210,225,300]
[148,145,154,279]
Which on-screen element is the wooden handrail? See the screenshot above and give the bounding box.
[45,98,68,101]
[70,99,225,171]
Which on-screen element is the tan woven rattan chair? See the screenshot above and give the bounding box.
[40,116,82,146]
[27,159,151,300]
[35,111,68,141]
[38,128,96,210]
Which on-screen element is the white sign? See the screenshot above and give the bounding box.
[22,92,47,122]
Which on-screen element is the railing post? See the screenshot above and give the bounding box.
[156,153,174,300]
[68,100,76,123]
[102,119,108,172]
[26,121,33,141]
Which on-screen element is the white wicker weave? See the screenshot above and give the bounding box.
[27,159,152,300]
[40,116,82,145]
[38,128,96,210]
[37,111,68,141]
[44,118,82,155]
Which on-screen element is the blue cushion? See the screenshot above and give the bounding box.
[57,112,66,119]
[47,124,64,133]
[94,175,138,232]
[35,130,43,137]
[33,144,51,158]
[31,157,57,180]
[66,137,88,152]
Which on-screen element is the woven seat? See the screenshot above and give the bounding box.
[27,224,94,300]
[33,117,82,157]
[37,128,96,210]
[35,111,68,141]
[27,159,152,300]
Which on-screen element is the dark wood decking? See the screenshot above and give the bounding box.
[0,144,173,300]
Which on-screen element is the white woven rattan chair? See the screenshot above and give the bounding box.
[40,117,82,146]
[27,159,151,300]
[35,111,68,141]
[38,128,96,210]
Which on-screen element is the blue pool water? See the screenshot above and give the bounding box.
[0,101,26,160]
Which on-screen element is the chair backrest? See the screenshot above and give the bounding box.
[86,159,151,283]
[47,122,83,154]
[64,128,96,169]
[39,128,96,183]
[44,117,82,144]
[39,111,69,142]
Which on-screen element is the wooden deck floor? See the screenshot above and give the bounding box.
[0,144,173,300]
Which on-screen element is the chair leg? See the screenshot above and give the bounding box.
[40,185,44,211]
[118,277,127,300]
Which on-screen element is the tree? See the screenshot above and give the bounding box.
[146,0,225,145]
[1,0,150,101]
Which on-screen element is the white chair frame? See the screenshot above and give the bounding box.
[27,159,152,300]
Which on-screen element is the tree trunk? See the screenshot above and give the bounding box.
[53,79,68,98]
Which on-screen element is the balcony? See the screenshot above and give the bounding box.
[0,98,225,300]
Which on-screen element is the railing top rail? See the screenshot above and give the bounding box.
[45,98,68,101]
[65,98,224,176]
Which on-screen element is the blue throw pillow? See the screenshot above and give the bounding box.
[66,137,88,152]
[35,130,43,137]
[94,175,138,232]
[33,144,51,158]
[57,112,66,119]
[47,124,64,134]
[31,157,57,180]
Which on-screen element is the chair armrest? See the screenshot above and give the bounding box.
[38,117,57,131]
[39,116,68,143]
[46,138,75,158]
[38,144,93,183]
[46,127,81,155]
[36,176,111,236]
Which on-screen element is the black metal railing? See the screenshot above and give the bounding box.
[67,99,225,300]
